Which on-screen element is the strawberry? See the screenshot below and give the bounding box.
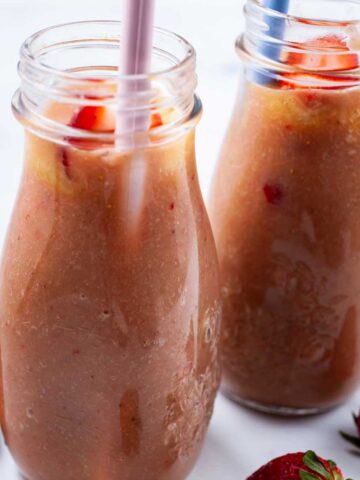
[68,105,166,149]
[247,451,351,480]
[285,35,358,72]
[67,105,115,149]
[69,106,115,133]
[340,410,360,450]
[69,106,167,134]
[150,112,163,128]
[281,35,359,90]
[263,183,284,206]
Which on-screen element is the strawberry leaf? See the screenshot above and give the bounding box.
[303,451,333,480]
[352,413,359,430]
[299,470,321,480]
[340,431,360,449]
[331,470,344,480]
[328,459,344,480]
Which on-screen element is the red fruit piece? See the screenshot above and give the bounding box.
[150,113,163,129]
[281,35,359,91]
[285,35,359,72]
[299,91,323,108]
[247,451,347,480]
[68,104,115,150]
[68,103,165,149]
[69,106,114,133]
[71,106,164,132]
[263,183,284,206]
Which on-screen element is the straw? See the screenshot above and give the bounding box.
[117,0,156,147]
[253,0,290,84]
[262,0,290,62]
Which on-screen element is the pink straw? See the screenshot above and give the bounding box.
[117,0,156,146]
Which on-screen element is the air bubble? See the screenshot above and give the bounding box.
[101,310,111,320]
[26,408,34,419]
[205,326,213,343]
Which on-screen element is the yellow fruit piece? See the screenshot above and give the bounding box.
[26,134,77,196]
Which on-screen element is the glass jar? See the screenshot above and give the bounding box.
[0,21,221,480]
[209,0,360,415]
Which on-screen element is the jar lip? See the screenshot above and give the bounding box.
[242,0,360,86]
[238,33,360,89]
[12,90,202,149]
[21,20,196,83]
[250,0,360,26]
[16,20,199,147]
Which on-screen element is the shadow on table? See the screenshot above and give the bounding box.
[220,392,360,455]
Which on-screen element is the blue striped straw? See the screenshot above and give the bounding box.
[253,0,290,84]
[262,0,290,60]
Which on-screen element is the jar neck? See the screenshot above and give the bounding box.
[239,0,360,88]
[13,21,200,148]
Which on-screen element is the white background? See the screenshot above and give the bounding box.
[0,1,360,479]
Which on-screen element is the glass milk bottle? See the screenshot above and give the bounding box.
[209,0,360,415]
[0,21,221,480]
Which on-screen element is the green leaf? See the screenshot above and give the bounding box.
[340,431,360,449]
[299,470,322,480]
[331,468,343,480]
[328,459,342,480]
[303,451,333,480]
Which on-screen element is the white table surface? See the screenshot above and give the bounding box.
[0,0,359,478]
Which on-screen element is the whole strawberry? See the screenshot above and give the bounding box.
[247,451,351,480]
[340,410,360,449]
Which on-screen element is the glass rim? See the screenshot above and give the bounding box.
[21,20,196,83]
[241,0,360,85]
[15,20,200,147]
[250,0,360,26]
[12,90,202,148]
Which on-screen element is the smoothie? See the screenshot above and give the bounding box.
[0,23,221,480]
[209,31,360,413]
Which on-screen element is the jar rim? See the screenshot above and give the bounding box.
[250,0,360,26]
[241,0,360,87]
[15,20,199,148]
[21,20,196,84]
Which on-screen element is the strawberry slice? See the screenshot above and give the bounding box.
[285,35,359,72]
[150,113,163,129]
[67,105,115,150]
[281,35,359,91]
[68,104,168,149]
[69,106,115,133]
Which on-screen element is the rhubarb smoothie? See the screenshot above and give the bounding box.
[209,1,360,414]
[0,23,220,480]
